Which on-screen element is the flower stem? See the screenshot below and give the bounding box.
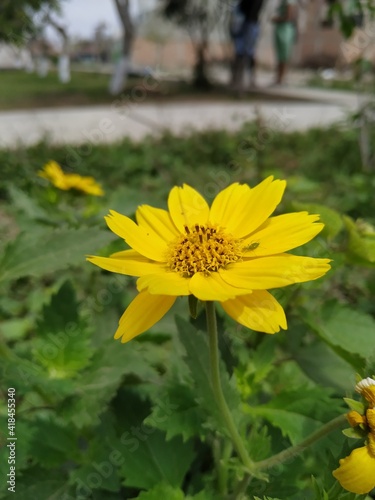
[205,301,255,474]
[255,414,347,471]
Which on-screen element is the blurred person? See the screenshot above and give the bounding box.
[272,0,298,85]
[230,0,265,92]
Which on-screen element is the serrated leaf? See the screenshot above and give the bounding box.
[119,431,195,490]
[69,413,121,494]
[116,391,195,490]
[0,226,115,283]
[175,315,241,434]
[293,202,343,239]
[133,484,185,500]
[343,398,365,414]
[9,466,72,500]
[145,381,203,442]
[306,301,375,362]
[59,341,161,428]
[32,281,93,378]
[31,419,79,468]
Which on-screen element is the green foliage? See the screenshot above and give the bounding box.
[175,316,241,434]
[1,124,375,499]
[0,227,115,283]
[0,0,59,44]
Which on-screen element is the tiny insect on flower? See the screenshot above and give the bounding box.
[87,177,330,343]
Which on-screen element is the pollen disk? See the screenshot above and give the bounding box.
[168,224,242,277]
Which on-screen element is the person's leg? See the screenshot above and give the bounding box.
[245,22,260,88]
[231,28,247,92]
[274,23,295,84]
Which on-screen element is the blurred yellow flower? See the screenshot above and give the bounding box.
[87,177,330,343]
[38,161,104,196]
[333,377,375,494]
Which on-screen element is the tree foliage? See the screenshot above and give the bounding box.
[0,0,59,44]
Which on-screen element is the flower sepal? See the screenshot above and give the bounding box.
[342,427,368,439]
[344,397,365,414]
[188,295,200,319]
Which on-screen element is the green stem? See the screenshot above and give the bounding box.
[213,438,228,496]
[205,301,255,474]
[255,414,347,471]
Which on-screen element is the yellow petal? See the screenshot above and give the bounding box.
[333,444,375,494]
[105,210,167,262]
[136,205,180,242]
[114,291,176,342]
[210,177,286,238]
[220,254,331,290]
[221,291,287,334]
[137,272,190,296]
[168,184,210,232]
[367,409,375,432]
[209,183,250,231]
[188,272,252,301]
[241,212,324,257]
[86,252,166,276]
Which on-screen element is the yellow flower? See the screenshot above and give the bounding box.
[356,377,375,408]
[38,161,104,196]
[38,160,71,190]
[333,377,375,494]
[87,177,330,343]
[333,433,375,494]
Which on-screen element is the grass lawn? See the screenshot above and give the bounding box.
[307,74,375,93]
[0,69,309,111]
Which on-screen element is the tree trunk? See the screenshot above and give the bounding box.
[109,0,135,95]
[193,42,211,90]
[46,15,71,83]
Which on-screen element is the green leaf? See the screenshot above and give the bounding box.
[0,317,32,341]
[116,391,195,490]
[59,341,162,428]
[7,185,48,220]
[69,413,122,494]
[343,398,365,414]
[119,431,195,490]
[293,341,356,392]
[133,484,185,500]
[145,381,203,442]
[7,466,71,500]
[306,301,375,362]
[292,202,343,239]
[343,215,375,264]
[175,315,241,434]
[342,427,365,439]
[31,418,79,468]
[32,281,93,378]
[245,387,340,444]
[0,226,115,283]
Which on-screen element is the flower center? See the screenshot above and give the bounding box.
[168,224,242,277]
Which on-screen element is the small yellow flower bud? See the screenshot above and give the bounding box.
[356,378,375,407]
[347,410,366,427]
